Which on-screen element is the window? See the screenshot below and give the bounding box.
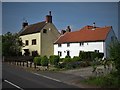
[67,43,70,47]
[25,40,29,46]
[32,39,36,45]
[79,42,84,46]
[67,51,70,56]
[95,50,99,53]
[58,44,61,47]
[43,29,47,33]
[58,51,62,56]
[111,36,114,42]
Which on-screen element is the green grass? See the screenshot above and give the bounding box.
[83,72,119,88]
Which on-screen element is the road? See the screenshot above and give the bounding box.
[2,63,80,89]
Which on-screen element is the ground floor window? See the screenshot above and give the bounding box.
[67,51,70,56]
[58,51,62,56]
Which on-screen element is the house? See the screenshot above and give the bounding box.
[19,11,60,57]
[54,23,117,58]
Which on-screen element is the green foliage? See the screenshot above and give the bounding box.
[84,72,119,87]
[63,56,71,63]
[79,51,104,60]
[72,56,81,62]
[79,51,86,59]
[91,52,99,60]
[109,42,120,82]
[34,56,41,65]
[2,32,23,56]
[49,55,60,65]
[65,55,71,58]
[41,56,49,66]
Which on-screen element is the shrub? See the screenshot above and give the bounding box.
[63,57,71,63]
[80,61,91,67]
[49,55,60,65]
[33,56,41,65]
[72,56,81,62]
[65,55,71,58]
[41,56,49,66]
[55,62,66,69]
[79,51,86,59]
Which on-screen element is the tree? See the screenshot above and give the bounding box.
[109,41,120,83]
[2,32,23,56]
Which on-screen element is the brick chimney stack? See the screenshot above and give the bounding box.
[22,20,28,29]
[66,26,71,32]
[46,11,52,23]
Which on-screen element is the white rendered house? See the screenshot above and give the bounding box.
[54,25,117,58]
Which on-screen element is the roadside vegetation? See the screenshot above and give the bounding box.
[83,41,120,88]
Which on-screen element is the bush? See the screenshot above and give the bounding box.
[85,73,119,87]
[49,55,60,65]
[72,56,81,62]
[33,56,41,65]
[63,57,71,63]
[55,62,66,69]
[79,51,104,60]
[41,56,49,66]
[80,61,91,67]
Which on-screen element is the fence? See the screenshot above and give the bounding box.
[3,56,35,68]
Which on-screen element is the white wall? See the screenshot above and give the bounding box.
[20,33,41,55]
[54,41,104,58]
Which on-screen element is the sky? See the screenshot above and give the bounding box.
[2,2,119,39]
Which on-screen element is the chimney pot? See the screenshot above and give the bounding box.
[66,26,71,32]
[46,11,52,23]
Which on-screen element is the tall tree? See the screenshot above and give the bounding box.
[2,32,23,56]
[109,41,120,83]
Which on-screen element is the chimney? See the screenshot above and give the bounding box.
[61,30,66,35]
[22,20,28,29]
[92,22,96,30]
[46,11,52,23]
[66,26,71,32]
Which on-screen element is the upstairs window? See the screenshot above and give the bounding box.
[67,43,70,47]
[25,40,29,46]
[111,36,114,42]
[32,39,36,45]
[58,44,61,47]
[79,42,84,46]
[43,29,47,33]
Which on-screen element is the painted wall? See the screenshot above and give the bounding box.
[105,28,117,58]
[20,33,41,56]
[41,23,60,57]
[54,41,104,58]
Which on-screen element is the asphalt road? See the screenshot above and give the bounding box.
[2,63,79,89]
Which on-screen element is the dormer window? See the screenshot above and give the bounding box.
[80,42,84,46]
[67,43,70,47]
[43,29,47,33]
[58,44,61,47]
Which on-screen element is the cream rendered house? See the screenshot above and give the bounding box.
[19,11,60,57]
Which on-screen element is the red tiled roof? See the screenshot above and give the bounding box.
[54,26,112,44]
